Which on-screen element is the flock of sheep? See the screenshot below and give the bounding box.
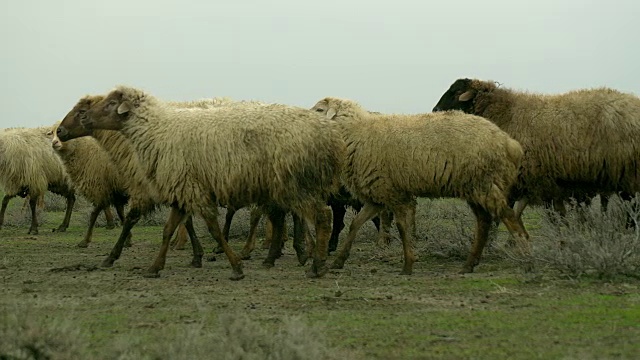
[1,78,639,281]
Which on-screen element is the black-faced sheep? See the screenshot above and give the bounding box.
[77,86,345,280]
[50,124,130,248]
[311,97,530,274]
[0,126,76,234]
[432,78,640,220]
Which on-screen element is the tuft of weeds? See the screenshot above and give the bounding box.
[0,305,86,360]
[500,194,640,280]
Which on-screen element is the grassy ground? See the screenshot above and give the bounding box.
[0,195,639,359]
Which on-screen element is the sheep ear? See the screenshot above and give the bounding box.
[117,101,132,115]
[326,108,337,119]
[458,90,475,102]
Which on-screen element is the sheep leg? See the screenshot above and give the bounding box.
[331,202,384,270]
[104,206,116,229]
[27,196,39,235]
[292,213,309,266]
[184,215,203,268]
[500,206,533,271]
[113,203,132,247]
[102,207,142,268]
[306,204,333,278]
[240,207,263,260]
[171,224,189,250]
[200,207,244,281]
[263,208,286,268]
[212,207,236,254]
[462,203,494,273]
[376,210,394,247]
[263,217,273,249]
[77,205,105,248]
[0,194,15,230]
[328,203,346,253]
[145,206,187,278]
[513,198,528,220]
[55,193,75,232]
[393,203,417,275]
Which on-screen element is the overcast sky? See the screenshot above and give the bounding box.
[1,0,638,128]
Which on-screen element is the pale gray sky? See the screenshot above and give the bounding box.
[1,0,638,127]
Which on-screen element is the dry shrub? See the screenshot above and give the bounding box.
[42,193,69,212]
[0,199,46,229]
[0,306,85,360]
[112,313,354,360]
[1,307,355,360]
[502,194,640,280]
[418,199,502,261]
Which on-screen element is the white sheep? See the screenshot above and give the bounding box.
[56,96,205,270]
[56,95,305,270]
[72,86,345,280]
[50,123,130,248]
[0,126,76,234]
[311,97,530,274]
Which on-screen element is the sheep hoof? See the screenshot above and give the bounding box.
[213,245,224,254]
[305,267,328,279]
[105,224,115,230]
[190,259,203,268]
[399,269,413,276]
[28,229,38,235]
[229,272,245,281]
[206,254,217,262]
[296,254,309,266]
[306,260,328,278]
[262,261,275,269]
[240,253,252,260]
[101,258,115,268]
[77,241,89,248]
[53,226,67,233]
[330,259,345,269]
[459,265,474,274]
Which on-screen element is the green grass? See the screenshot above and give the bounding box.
[0,196,639,359]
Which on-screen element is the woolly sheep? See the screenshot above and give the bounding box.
[56,96,204,270]
[76,86,344,280]
[50,122,130,248]
[311,97,530,274]
[57,95,298,269]
[432,78,640,219]
[0,126,76,234]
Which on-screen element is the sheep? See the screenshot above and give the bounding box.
[67,86,344,280]
[0,126,76,234]
[311,97,530,274]
[432,78,640,221]
[56,95,305,270]
[55,96,204,270]
[50,122,130,248]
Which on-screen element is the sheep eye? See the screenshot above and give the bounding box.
[315,108,324,113]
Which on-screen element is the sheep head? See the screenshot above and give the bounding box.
[311,98,337,119]
[57,95,104,141]
[311,97,364,121]
[83,87,137,131]
[48,121,65,151]
[432,78,498,114]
